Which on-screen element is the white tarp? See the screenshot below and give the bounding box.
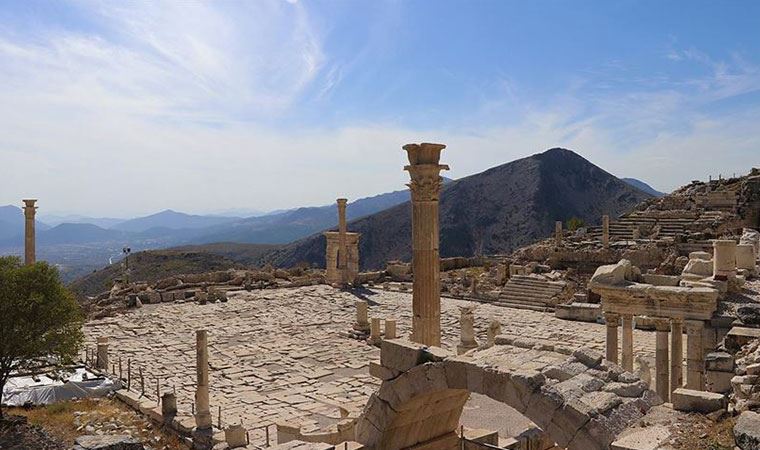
[2,367,121,406]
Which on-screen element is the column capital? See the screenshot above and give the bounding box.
[670,317,684,325]
[336,198,347,206]
[653,317,671,332]
[604,312,620,326]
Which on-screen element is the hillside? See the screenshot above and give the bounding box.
[262,148,654,270]
[68,249,247,297]
[622,178,665,197]
[112,209,241,232]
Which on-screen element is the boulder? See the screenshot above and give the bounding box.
[73,435,144,450]
[734,411,760,450]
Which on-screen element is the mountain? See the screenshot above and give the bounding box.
[191,186,415,244]
[39,213,125,229]
[262,148,654,270]
[36,223,129,245]
[112,209,241,233]
[0,205,50,241]
[622,178,665,197]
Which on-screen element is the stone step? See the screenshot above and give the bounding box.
[498,296,550,307]
[491,300,554,312]
[501,287,562,298]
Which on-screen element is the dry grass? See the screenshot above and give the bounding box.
[8,398,188,449]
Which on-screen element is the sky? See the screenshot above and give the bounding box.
[1,0,759,217]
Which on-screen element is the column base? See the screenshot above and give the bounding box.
[457,342,479,355]
[192,427,214,450]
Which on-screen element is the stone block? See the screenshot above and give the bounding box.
[705,351,735,372]
[706,370,735,394]
[610,424,671,450]
[573,348,603,368]
[747,363,760,376]
[369,360,400,381]
[603,381,647,398]
[734,411,760,450]
[379,339,447,372]
[73,435,144,450]
[726,327,760,350]
[671,388,726,413]
[555,302,601,322]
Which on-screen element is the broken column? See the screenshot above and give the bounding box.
[404,142,448,347]
[685,320,705,390]
[671,318,684,394]
[161,392,177,419]
[604,313,619,364]
[354,300,370,333]
[621,314,634,372]
[194,330,213,444]
[457,306,479,355]
[23,199,37,265]
[713,239,737,280]
[654,318,670,401]
[369,318,381,345]
[602,214,610,248]
[555,221,563,246]
[385,319,397,340]
[96,337,109,371]
[487,318,501,347]
[737,244,756,275]
[337,198,348,285]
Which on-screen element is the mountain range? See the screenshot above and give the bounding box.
[261,148,654,269]
[1,148,660,281]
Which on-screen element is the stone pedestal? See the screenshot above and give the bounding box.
[369,318,381,345]
[602,214,610,248]
[671,319,684,394]
[96,337,109,371]
[224,424,248,449]
[555,221,563,246]
[737,244,756,273]
[621,314,634,372]
[654,319,670,402]
[457,306,479,355]
[487,319,501,347]
[161,392,177,418]
[195,330,212,430]
[404,143,448,347]
[23,199,37,265]
[604,313,620,364]
[686,320,705,390]
[713,240,737,279]
[354,300,370,333]
[385,319,397,340]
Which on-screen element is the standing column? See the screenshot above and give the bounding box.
[353,300,370,333]
[555,221,563,246]
[621,314,634,372]
[337,198,348,284]
[670,318,684,393]
[195,330,212,430]
[604,313,620,364]
[23,199,37,265]
[654,318,670,401]
[96,337,109,371]
[713,240,737,280]
[457,306,479,355]
[685,320,705,390]
[602,214,610,248]
[404,143,448,347]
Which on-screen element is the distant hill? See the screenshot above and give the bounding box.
[68,249,247,297]
[263,148,654,270]
[39,213,125,229]
[622,178,665,197]
[191,187,415,244]
[168,242,281,265]
[0,205,50,241]
[112,209,241,233]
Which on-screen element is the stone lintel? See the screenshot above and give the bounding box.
[597,283,718,320]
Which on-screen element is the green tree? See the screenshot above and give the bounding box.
[566,217,586,232]
[0,256,84,417]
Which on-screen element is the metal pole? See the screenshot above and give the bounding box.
[127,359,131,390]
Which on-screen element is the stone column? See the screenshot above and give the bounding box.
[96,337,109,371]
[337,198,348,284]
[404,143,448,347]
[654,318,670,401]
[555,221,563,246]
[23,199,37,265]
[670,318,684,393]
[713,240,737,280]
[457,306,479,355]
[369,318,381,345]
[685,320,705,390]
[621,314,634,372]
[602,214,610,248]
[354,300,370,333]
[487,319,501,347]
[385,319,397,340]
[195,330,212,430]
[604,313,620,364]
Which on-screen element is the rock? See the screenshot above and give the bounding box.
[734,411,760,450]
[73,435,144,450]
[671,388,726,413]
[590,260,632,286]
[737,305,760,326]
[689,251,712,261]
[682,258,713,277]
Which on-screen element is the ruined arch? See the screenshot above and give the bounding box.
[355,341,661,450]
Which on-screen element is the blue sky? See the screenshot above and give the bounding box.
[1,1,759,216]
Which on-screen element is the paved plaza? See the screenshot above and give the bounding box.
[83,285,663,445]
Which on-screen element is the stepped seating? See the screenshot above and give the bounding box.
[493,275,565,312]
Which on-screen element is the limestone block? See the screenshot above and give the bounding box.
[224,424,247,449]
[747,363,760,376]
[590,260,632,286]
[706,370,735,394]
[610,424,671,450]
[734,411,760,450]
[740,228,760,257]
[379,339,446,373]
[689,251,712,261]
[671,388,726,413]
[368,360,400,381]
[443,357,468,390]
[581,390,622,415]
[73,435,144,450]
[523,384,564,430]
[603,381,647,398]
[573,348,603,368]
[682,258,713,277]
[705,351,735,372]
[555,302,601,322]
[542,361,588,382]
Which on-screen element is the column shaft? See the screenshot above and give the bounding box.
[195,330,212,429]
[686,320,705,390]
[654,319,670,402]
[23,199,37,265]
[670,319,683,393]
[604,313,619,364]
[602,214,610,248]
[337,199,348,284]
[621,314,634,372]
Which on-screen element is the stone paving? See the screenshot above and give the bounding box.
[82,285,662,445]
